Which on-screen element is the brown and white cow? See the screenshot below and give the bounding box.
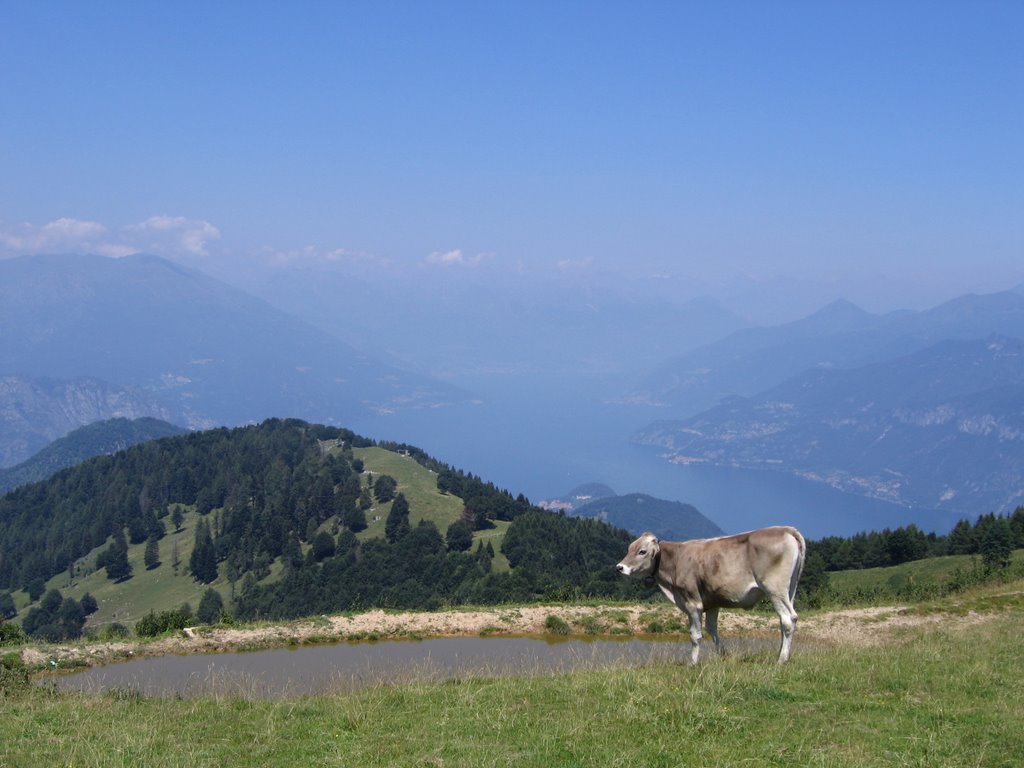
[616,526,806,664]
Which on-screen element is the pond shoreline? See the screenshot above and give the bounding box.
[20,599,988,676]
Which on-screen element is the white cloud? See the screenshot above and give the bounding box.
[423,249,492,267]
[0,217,109,254]
[126,215,221,256]
[263,245,392,272]
[0,215,221,260]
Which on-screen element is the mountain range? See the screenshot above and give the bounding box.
[0,253,464,466]
[629,289,1024,416]
[634,335,1024,514]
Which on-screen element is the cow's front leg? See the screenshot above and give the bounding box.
[705,607,725,655]
[684,603,704,664]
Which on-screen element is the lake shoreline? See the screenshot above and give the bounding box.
[20,597,994,677]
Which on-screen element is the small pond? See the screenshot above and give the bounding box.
[49,635,773,699]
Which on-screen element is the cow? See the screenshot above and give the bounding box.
[616,526,806,664]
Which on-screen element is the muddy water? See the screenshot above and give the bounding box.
[51,635,770,699]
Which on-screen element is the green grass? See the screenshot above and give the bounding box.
[11,506,232,631]
[829,549,1024,598]
[3,585,1023,767]
[8,446,509,632]
[354,446,510,569]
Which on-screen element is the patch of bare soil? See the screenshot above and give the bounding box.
[20,600,999,672]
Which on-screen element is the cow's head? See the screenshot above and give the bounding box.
[616,532,660,585]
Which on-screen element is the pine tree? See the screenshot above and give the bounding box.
[197,588,225,625]
[385,493,411,543]
[144,535,161,570]
[980,517,1013,571]
[104,529,133,582]
[189,519,218,584]
[446,520,474,552]
[343,504,367,533]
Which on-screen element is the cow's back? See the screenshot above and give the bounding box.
[679,526,804,608]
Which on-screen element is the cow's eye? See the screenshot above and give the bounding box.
[638,549,647,556]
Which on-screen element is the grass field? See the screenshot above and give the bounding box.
[3,580,1022,767]
[11,505,231,630]
[354,446,511,570]
[827,549,1024,600]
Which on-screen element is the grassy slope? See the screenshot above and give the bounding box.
[3,581,1022,767]
[19,506,231,629]
[6,445,510,629]
[829,548,1024,595]
[353,446,511,571]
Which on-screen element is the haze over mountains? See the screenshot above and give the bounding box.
[0,417,186,494]
[231,260,748,380]
[3,251,1024,536]
[629,288,1024,416]
[0,253,463,464]
[635,336,1024,515]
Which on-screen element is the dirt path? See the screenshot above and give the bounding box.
[19,599,997,672]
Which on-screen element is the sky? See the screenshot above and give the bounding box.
[2,1,1023,317]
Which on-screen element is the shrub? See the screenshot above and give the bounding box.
[0,652,29,694]
[0,622,26,646]
[135,605,194,638]
[100,622,130,640]
[544,614,571,635]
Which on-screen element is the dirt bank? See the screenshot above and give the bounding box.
[18,599,996,673]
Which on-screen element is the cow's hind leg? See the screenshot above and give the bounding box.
[768,593,798,664]
[705,607,726,655]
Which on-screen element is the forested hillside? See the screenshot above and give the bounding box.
[0,417,186,494]
[0,419,638,636]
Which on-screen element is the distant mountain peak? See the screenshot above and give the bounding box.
[571,492,724,540]
[794,298,875,335]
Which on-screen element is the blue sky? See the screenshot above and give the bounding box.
[2,1,1022,314]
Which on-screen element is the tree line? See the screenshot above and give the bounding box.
[808,508,1024,573]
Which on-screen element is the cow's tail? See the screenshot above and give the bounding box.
[788,528,806,604]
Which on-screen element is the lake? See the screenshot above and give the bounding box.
[347,371,954,539]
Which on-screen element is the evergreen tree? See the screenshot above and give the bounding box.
[947,519,976,554]
[385,493,411,543]
[1009,507,1024,548]
[980,517,1013,571]
[103,529,133,582]
[343,504,367,533]
[374,475,398,503]
[171,505,185,532]
[197,588,225,625]
[80,592,98,615]
[305,517,319,543]
[189,519,218,583]
[282,531,304,570]
[0,591,15,620]
[312,530,336,561]
[58,597,86,639]
[144,535,161,570]
[446,520,474,552]
[26,577,46,602]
